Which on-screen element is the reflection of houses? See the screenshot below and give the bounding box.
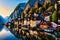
[8,3,26,22]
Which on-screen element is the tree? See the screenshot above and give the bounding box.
[38,7,43,13]
[52,11,57,23]
[46,6,54,11]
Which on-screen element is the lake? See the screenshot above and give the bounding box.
[0,27,21,40]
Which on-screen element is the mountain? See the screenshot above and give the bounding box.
[28,0,44,6]
[15,3,26,15]
[5,16,9,23]
[0,16,5,31]
[8,3,26,22]
[23,0,44,14]
[14,3,26,11]
[0,16,5,25]
[22,0,55,21]
[23,0,55,13]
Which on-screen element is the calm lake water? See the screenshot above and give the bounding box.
[0,27,21,40]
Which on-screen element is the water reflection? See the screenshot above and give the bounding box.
[0,27,20,40]
[0,25,3,31]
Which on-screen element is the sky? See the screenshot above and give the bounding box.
[0,0,28,18]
